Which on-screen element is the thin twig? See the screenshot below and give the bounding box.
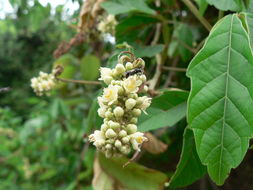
[162,66,187,72]
[0,87,11,93]
[182,0,212,31]
[123,146,144,168]
[173,37,197,54]
[56,77,101,85]
[164,56,180,88]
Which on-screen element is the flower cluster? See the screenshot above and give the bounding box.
[89,53,151,158]
[30,69,57,96]
[97,15,117,35]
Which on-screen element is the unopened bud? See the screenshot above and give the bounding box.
[130,117,138,124]
[115,140,122,148]
[115,64,126,74]
[113,106,124,117]
[125,98,136,109]
[122,136,130,143]
[105,129,117,138]
[132,108,141,116]
[125,62,133,70]
[127,124,137,134]
[119,130,127,137]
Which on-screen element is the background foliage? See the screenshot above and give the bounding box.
[1,0,253,189]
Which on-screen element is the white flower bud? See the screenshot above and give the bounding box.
[125,62,133,70]
[115,64,126,74]
[140,75,146,82]
[144,85,149,92]
[130,117,138,124]
[125,98,136,109]
[105,144,112,149]
[126,124,137,134]
[98,108,106,118]
[105,129,117,138]
[116,85,124,95]
[113,106,124,117]
[105,111,113,118]
[101,124,109,132]
[119,130,127,137]
[122,136,130,144]
[108,121,120,129]
[120,145,131,154]
[115,140,122,148]
[132,108,141,116]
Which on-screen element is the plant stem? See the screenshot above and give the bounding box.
[162,66,187,72]
[182,0,212,31]
[218,10,224,20]
[56,77,101,85]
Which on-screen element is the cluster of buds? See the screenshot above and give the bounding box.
[30,69,58,96]
[89,52,151,158]
[97,14,117,35]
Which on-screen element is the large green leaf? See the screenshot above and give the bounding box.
[101,0,155,15]
[169,127,206,188]
[206,0,242,11]
[98,154,168,190]
[187,14,253,185]
[80,55,100,81]
[138,90,188,132]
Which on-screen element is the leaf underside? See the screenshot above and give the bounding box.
[187,14,253,185]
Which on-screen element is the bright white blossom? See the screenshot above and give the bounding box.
[89,53,151,158]
[99,67,113,84]
[123,76,142,93]
[130,132,148,151]
[102,85,118,105]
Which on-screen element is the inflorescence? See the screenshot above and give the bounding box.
[30,69,58,96]
[89,53,151,158]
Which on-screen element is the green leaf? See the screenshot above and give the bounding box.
[134,44,164,58]
[206,0,242,11]
[98,154,168,190]
[80,55,100,81]
[101,0,155,15]
[138,90,188,132]
[116,15,157,43]
[194,0,208,15]
[169,127,206,188]
[173,23,194,62]
[187,14,253,185]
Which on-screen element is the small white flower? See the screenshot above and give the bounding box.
[99,67,113,84]
[130,132,147,151]
[123,76,142,93]
[89,130,105,143]
[102,85,118,105]
[138,96,152,110]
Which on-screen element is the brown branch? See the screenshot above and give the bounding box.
[182,0,212,31]
[56,77,101,85]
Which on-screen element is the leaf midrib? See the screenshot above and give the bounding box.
[218,14,234,182]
